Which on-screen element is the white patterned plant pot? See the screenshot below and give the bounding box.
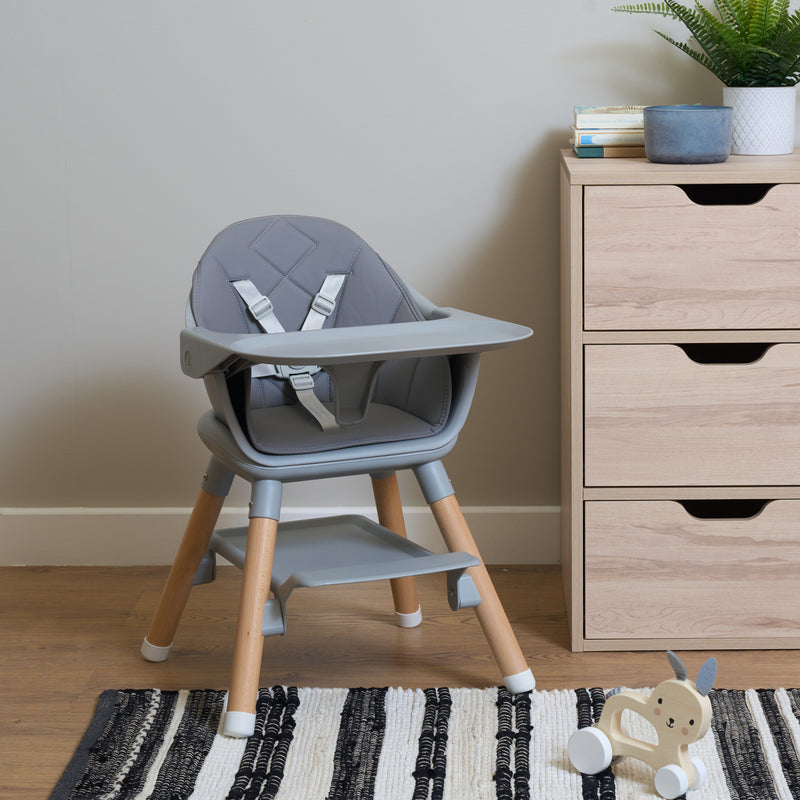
[722,85,797,155]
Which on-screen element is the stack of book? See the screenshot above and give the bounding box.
[570,105,646,158]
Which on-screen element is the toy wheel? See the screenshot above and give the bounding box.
[654,764,689,799]
[568,727,613,775]
[689,756,707,790]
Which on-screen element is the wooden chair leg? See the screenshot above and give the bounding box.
[141,488,226,662]
[224,515,278,738]
[371,473,422,627]
[429,494,535,694]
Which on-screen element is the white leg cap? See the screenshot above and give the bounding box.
[654,764,689,800]
[223,710,256,738]
[568,727,613,775]
[503,668,535,694]
[141,638,172,662]
[395,606,423,628]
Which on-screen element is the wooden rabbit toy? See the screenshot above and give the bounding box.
[568,651,717,799]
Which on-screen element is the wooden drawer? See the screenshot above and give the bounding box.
[583,184,800,330]
[584,500,800,640]
[584,343,800,486]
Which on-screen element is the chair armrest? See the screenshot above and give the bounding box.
[180,307,532,378]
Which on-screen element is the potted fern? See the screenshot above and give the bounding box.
[613,0,800,154]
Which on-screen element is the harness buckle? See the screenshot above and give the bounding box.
[274,364,321,380]
[250,295,273,320]
[289,372,315,391]
[311,293,336,317]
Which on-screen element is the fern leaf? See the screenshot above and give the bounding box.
[747,0,786,45]
[694,3,747,49]
[655,30,730,78]
[714,0,752,32]
[767,5,800,50]
[775,51,800,83]
[612,2,676,16]
[713,0,738,27]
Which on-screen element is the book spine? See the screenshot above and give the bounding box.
[572,129,644,145]
[572,145,646,158]
[573,106,645,128]
[574,115,643,129]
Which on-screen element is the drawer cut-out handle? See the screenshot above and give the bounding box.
[678,343,772,364]
[678,499,770,519]
[678,183,774,205]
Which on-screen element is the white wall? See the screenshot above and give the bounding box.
[0,2,727,563]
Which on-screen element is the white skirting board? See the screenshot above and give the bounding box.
[0,506,560,566]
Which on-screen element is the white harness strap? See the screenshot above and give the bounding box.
[231,279,286,335]
[301,273,347,331]
[231,275,347,430]
[231,279,285,379]
[288,373,340,431]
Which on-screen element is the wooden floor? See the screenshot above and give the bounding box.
[3,565,799,798]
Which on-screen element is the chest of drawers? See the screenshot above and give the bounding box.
[560,149,800,651]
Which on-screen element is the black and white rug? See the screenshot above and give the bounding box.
[51,686,800,799]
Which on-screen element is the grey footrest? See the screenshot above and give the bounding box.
[209,514,480,601]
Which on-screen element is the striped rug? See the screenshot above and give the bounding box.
[51,686,800,799]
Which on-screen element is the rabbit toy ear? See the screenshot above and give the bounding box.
[696,657,718,697]
[667,650,688,681]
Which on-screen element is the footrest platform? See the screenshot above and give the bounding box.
[208,514,480,603]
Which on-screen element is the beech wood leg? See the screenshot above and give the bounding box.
[371,474,421,625]
[142,489,226,659]
[429,494,534,692]
[224,516,278,737]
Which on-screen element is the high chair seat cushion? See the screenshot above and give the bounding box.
[247,401,446,455]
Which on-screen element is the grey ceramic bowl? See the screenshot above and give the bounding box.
[644,105,733,164]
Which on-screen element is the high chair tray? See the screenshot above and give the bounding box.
[209,514,480,597]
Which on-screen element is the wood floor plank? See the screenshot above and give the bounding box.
[2,565,799,798]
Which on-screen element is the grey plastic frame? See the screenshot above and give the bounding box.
[181,306,531,378]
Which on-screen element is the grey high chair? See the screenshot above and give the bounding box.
[141,215,534,737]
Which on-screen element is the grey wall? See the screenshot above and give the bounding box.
[1,2,724,521]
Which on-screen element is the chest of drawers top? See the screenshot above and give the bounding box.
[560,148,800,185]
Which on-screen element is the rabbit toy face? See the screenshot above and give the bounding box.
[646,677,712,744]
